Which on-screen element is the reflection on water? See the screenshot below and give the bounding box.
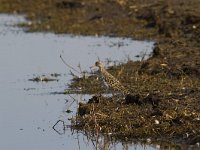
[0,14,158,150]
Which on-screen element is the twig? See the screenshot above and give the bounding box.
[77,63,83,74]
[69,70,79,78]
[52,120,65,135]
[140,49,148,62]
[68,94,79,104]
[60,54,81,74]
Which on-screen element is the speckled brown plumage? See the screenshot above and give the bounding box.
[94,61,130,95]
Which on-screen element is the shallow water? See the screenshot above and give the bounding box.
[0,14,156,150]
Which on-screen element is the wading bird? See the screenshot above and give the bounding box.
[92,61,130,96]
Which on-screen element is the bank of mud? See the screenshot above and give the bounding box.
[0,0,200,146]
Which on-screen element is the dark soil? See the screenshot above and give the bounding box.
[1,0,200,147]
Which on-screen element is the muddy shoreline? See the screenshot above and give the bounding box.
[0,0,199,147]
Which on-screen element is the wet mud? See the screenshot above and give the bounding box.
[1,0,200,147]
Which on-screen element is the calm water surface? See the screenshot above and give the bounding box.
[0,14,157,150]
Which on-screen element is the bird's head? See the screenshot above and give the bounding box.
[90,61,104,70]
[95,61,105,68]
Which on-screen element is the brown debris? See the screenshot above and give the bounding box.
[1,0,200,146]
